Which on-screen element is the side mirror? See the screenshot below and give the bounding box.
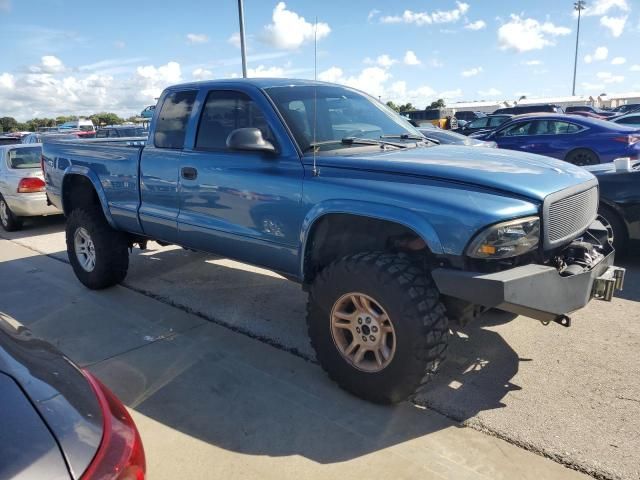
[226,128,276,154]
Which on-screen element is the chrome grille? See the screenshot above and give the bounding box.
[545,186,598,248]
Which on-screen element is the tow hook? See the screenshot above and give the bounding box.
[540,315,571,328]
[592,266,626,301]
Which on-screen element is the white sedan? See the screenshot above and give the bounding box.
[0,144,61,231]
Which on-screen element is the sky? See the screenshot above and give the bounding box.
[0,0,638,120]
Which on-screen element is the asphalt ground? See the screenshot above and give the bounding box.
[1,215,639,479]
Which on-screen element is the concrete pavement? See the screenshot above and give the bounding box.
[0,234,594,480]
[2,217,639,479]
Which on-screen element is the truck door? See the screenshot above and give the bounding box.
[139,89,197,243]
[177,88,304,276]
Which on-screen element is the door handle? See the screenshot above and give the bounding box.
[181,166,198,180]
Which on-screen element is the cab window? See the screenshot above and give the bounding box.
[154,90,197,149]
[195,90,272,151]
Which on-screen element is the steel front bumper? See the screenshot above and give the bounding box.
[432,249,625,323]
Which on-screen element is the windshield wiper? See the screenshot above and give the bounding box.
[303,137,406,153]
[380,133,426,141]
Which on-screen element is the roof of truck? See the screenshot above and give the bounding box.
[166,78,341,90]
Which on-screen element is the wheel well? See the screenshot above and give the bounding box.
[303,214,432,283]
[62,175,101,216]
[599,201,629,237]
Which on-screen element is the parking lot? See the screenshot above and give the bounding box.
[1,216,638,480]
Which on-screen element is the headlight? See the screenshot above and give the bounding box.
[467,216,540,259]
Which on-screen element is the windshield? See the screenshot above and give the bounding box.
[7,147,41,169]
[264,85,423,152]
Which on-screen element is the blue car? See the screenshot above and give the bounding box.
[474,114,640,166]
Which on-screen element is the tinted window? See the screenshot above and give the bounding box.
[154,90,197,149]
[616,115,640,125]
[468,117,489,128]
[500,121,535,137]
[195,90,272,151]
[488,116,509,127]
[7,147,41,169]
[96,129,109,138]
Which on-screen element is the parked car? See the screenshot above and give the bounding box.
[610,103,640,115]
[456,114,514,136]
[454,111,485,123]
[565,105,617,118]
[96,126,147,138]
[407,108,458,129]
[493,104,564,115]
[611,112,640,128]
[0,311,146,479]
[419,128,496,147]
[0,135,21,146]
[474,114,640,166]
[585,160,640,254]
[566,110,608,120]
[0,144,61,231]
[43,79,625,404]
[140,105,156,119]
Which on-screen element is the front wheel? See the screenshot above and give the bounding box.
[307,252,449,404]
[0,195,23,232]
[65,207,129,289]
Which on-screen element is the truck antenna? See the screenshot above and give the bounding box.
[312,16,319,177]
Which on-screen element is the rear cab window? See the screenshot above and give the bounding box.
[154,90,197,149]
[7,147,41,169]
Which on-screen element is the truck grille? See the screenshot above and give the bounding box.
[545,185,598,248]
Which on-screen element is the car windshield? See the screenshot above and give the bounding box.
[7,147,41,169]
[264,85,423,153]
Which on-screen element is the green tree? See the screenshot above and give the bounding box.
[397,103,415,114]
[0,116,19,132]
[386,101,400,112]
[89,112,124,127]
[428,98,446,109]
[56,115,77,125]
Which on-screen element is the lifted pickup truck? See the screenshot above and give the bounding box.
[43,79,625,404]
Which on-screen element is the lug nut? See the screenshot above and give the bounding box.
[369,335,375,341]
[356,327,361,333]
[365,317,371,324]
[358,318,363,324]
[372,326,378,333]
[362,336,367,342]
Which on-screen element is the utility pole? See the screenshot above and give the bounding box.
[572,0,586,96]
[237,0,248,78]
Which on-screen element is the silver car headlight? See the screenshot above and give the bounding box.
[467,216,540,259]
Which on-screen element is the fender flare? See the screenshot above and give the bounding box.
[298,199,444,279]
[61,166,117,228]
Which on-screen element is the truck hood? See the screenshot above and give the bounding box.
[317,145,595,201]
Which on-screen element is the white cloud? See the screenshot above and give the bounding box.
[135,61,182,99]
[522,60,542,66]
[462,66,483,77]
[584,46,609,63]
[403,50,421,66]
[376,54,397,68]
[228,32,241,48]
[611,57,626,65]
[498,15,571,52]
[630,65,640,72]
[380,2,470,26]
[247,65,285,78]
[429,58,444,68]
[262,2,330,50]
[192,68,212,80]
[317,66,344,83]
[439,88,463,99]
[597,71,625,83]
[186,33,209,45]
[582,81,606,91]
[42,55,64,72]
[0,73,15,89]
[478,87,501,96]
[600,15,627,37]
[465,20,486,30]
[582,0,629,16]
[367,9,380,22]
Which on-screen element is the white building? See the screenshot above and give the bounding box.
[597,92,640,108]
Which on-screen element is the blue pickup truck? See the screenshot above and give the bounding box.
[43,79,625,404]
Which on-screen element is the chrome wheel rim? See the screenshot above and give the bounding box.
[0,200,8,227]
[74,227,96,272]
[330,292,396,373]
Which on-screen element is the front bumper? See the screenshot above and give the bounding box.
[4,193,62,217]
[432,240,626,323]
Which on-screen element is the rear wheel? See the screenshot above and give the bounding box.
[565,148,599,166]
[307,252,449,404]
[66,207,129,289]
[0,195,23,232]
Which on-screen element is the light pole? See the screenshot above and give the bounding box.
[572,0,586,96]
[237,0,248,78]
